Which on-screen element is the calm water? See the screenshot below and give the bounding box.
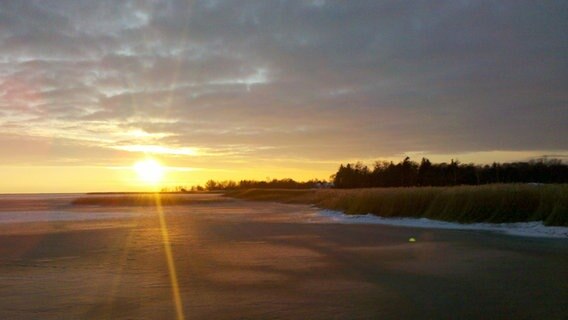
[0,193,322,224]
[0,193,566,319]
[0,193,151,224]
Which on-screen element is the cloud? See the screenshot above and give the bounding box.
[113,144,199,156]
[0,0,566,168]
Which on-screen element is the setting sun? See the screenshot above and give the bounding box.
[133,159,165,185]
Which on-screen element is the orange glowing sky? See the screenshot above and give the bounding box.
[0,1,566,193]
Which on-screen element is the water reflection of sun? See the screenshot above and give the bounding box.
[133,159,165,185]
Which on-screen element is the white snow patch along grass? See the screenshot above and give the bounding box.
[316,210,568,239]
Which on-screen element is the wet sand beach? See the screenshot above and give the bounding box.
[0,195,567,319]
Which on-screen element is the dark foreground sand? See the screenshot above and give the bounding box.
[0,197,567,319]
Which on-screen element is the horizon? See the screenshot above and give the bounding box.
[2,155,566,195]
[1,1,567,193]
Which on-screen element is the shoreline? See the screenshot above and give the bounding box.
[315,209,568,239]
[226,185,568,226]
[1,191,566,238]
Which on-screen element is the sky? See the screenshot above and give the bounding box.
[0,0,567,193]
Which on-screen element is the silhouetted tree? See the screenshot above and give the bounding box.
[332,157,568,188]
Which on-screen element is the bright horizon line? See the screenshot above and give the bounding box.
[0,149,566,194]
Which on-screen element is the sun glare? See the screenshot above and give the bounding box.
[133,159,165,185]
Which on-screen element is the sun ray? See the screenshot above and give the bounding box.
[154,194,185,320]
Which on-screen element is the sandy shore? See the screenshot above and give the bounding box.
[0,197,567,319]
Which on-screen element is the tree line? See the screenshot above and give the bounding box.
[162,157,568,192]
[332,157,568,188]
[161,178,328,192]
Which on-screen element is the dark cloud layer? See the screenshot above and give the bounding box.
[1,0,567,167]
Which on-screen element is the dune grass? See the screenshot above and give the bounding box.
[226,184,568,226]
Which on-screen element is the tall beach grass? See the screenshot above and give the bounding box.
[226,184,568,226]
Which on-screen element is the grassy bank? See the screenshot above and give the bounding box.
[226,184,568,226]
[71,193,227,206]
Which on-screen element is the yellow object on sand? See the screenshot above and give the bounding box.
[408,237,416,242]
